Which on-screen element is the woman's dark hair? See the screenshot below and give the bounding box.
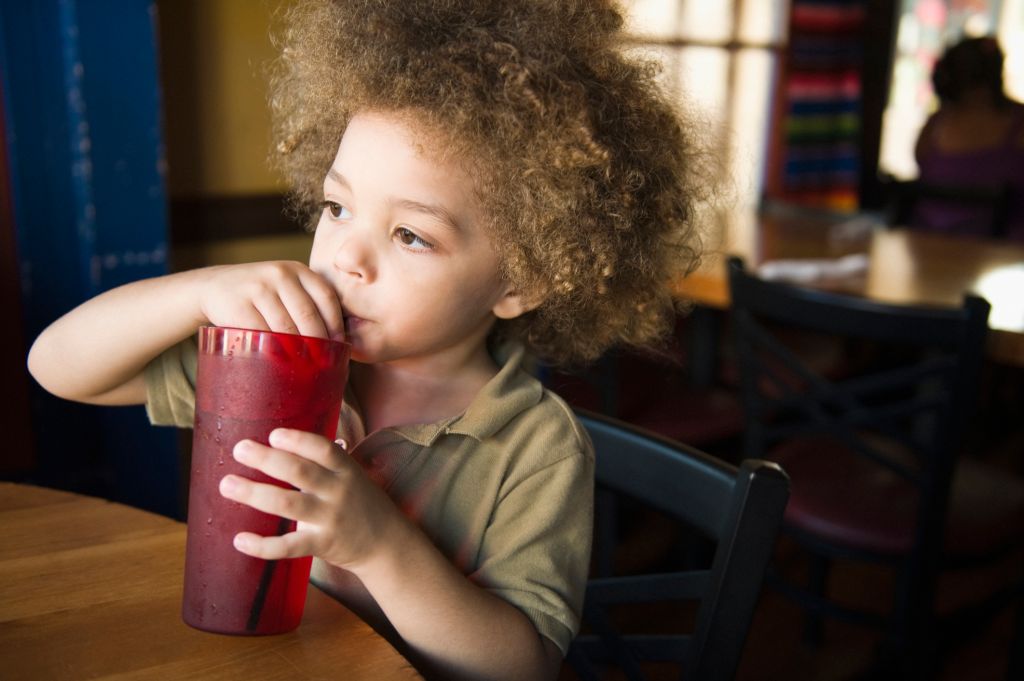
[932,36,1006,105]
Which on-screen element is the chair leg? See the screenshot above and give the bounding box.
[803,554,830,647]
[685,306,721,389]
[874,563,938,681]
[565,644,602,681]
[594,488,618,578]
[1009,579,1024,681]
[594,351,620,417]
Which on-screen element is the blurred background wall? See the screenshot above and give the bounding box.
[157,0,312,272]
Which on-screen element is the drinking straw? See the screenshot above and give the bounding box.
[246,516,292,632]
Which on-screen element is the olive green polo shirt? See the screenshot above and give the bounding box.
[146,338,594,654]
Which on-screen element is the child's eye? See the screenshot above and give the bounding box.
[321,201,351,220]
[394,226,434,251]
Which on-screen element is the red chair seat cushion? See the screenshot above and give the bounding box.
[774,436,1024,556]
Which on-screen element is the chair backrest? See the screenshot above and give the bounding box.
[883,176,1011,238]
[728,253,989,468]
[568,410,790,681]
[726,256,990,626]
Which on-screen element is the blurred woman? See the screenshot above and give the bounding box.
[913,36,1024,240]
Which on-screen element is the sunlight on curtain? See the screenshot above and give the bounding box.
[739,0,788,43]
[678,0,731,42]
[622,0,787,208]
[731,49,777,205]
[676,47,729,125]
[1001,0,1024,101]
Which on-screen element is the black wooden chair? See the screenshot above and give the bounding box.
[565,410,790,681]
[881,174,1012,238]
[727,256,1024,678]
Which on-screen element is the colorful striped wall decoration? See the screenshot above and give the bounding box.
[777,0,866,211]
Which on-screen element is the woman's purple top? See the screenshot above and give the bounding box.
[913,105,1024,241]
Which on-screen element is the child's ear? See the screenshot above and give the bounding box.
[492,288,540,320]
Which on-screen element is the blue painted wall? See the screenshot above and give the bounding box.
[1,0,180,517]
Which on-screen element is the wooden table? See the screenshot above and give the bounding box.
[674,205,1024,366]
[0,482,421,680]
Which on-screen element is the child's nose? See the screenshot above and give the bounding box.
[334,226,376,282]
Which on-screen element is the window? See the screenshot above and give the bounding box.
[879,0,1024,179]
[622,0,789,208]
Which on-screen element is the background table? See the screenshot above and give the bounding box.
[674,206,1024,367]
[0,482,422,680]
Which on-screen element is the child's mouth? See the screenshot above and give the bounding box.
[343,315,365,335]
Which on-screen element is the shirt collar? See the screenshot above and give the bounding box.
[383,343,544,447]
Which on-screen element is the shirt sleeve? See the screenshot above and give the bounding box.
[144,337,199,428]
[470,431,594,655]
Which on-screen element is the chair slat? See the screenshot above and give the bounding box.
[586,571,711,604]
[572,635,690,663]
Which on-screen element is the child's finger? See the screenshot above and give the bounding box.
[219,473,318,521]
[217,303,272,333]
[251,291,303,335]
[298,270,345,341]
[276,277,330,339]
[268,428,349,472]
[232,530,315,560]
[232,438,332,490]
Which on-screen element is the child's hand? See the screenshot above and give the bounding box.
[199,261,344,340]
[218,428,405,571]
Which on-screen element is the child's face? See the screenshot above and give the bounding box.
[308,111,527,369]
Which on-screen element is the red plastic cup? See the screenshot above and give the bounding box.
[182,326,350,635]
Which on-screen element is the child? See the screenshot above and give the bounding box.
[27,1,707,678]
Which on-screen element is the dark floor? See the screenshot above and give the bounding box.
[735,542,1019,681]
[736,599,1016,681]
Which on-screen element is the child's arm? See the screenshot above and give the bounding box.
[27,261,343,406]
[221,428,565,681]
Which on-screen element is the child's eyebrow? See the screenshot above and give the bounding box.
[392,198,462,234]
[326,167,463,234]
[326,167,350,189]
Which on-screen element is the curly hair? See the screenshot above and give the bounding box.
[268,0,712,366]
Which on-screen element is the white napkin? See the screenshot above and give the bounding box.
[757,253,869,284]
